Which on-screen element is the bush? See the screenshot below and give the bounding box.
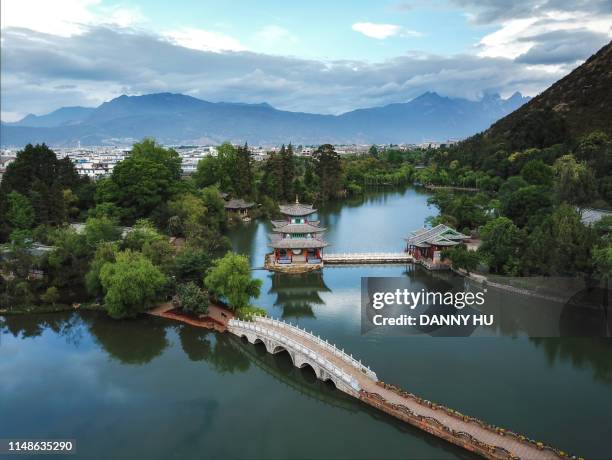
[177,282,209,314]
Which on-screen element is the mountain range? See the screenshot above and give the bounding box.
[0,91,530,147]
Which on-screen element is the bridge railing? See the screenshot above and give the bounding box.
[252,315,378,381]
[228,318,361,392]
[323,252,412,260]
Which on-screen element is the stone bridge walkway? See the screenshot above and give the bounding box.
[229,316,571,460]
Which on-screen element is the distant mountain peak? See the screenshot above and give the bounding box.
[1,87,535,146]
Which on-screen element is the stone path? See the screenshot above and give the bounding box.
[260,320,565,460]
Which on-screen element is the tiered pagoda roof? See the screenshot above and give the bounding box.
[268,198,329,250]
[405,224,469,248]
[268,238,329,249]
[271,221,326,234]
[278,202,317,216]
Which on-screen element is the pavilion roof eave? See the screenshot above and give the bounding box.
[271,223,326,233]
[267,238,330,249]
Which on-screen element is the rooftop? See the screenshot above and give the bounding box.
[268,237,329,249]
[271,222,326,233]
[278,197,316,216]
[405,224,469,248]
[225,198,255,209]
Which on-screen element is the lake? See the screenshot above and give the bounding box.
[1,186,611,459]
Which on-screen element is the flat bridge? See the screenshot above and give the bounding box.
[323,252,414,264]
[228,315,572,460]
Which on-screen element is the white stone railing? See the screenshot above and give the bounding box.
[228,318,362,392]
[323,252,412,261]
[253,315,378,381]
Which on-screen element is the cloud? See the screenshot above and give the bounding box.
[0,0,145,36]
[254,25,297,44]
[515,29,611,64]
[352,22,412,39]
[472,3,612,66]
[164,27,246,52]
[451,0,612,25]
[0,24,572,120]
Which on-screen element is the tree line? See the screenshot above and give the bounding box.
[419,131,611,279]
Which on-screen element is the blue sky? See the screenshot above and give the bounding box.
[1,0,611,120]
[91,0,496,60]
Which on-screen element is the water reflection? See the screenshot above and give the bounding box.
[268,271,331,319]
[531,338,612,385]
[178,326,250,374]
[1,312,84,345]
[87,314,169,365]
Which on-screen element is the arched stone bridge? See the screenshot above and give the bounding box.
[228,316,376,396]
[228,315,573,460]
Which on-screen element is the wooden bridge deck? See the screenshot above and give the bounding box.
[323,252,414,264]
[230,316,570,460]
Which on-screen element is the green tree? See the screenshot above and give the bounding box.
[96,139,182,222]
[314,144,342,201]
[85,242,119,297]
[193,155,223,188]
[166,193,207,238]
[479,217,522,274]
[0,144,83,235]
[204,252,261,309]
[593,243,612,279]
[201,186,227,232]
[523,205,595,276]
[553,155,597,206]
[6,191,35,230]
[233,143,254,197]
[520,159,554,187]
[177,282,209,314]
[99,250,167,318]
[122,219,165,251]
[280,144,296,201]
[84,216,120,249]
[443,245,481,275]
[173,247,212,283]
[501,185,553,227]
[40,286,60,305]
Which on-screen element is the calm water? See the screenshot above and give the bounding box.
[2,187,611,459]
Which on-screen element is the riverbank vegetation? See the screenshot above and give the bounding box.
[3,139,418,316]
[0,141,261,317]
[420,130,611,281]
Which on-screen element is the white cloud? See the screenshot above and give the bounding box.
[1,25,567,119]
[0,0,99,36]
[164,27,246,53]
[477,12,612,64]
[352,22,402,39]
[0,0,146,36]
[254,25,297,44]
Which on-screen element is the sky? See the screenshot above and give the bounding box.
[1,0,611,121]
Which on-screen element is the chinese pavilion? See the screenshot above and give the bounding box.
[405,224,470,268]
[266,198,329,272]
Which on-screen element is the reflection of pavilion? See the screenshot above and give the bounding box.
[268,272,331,319]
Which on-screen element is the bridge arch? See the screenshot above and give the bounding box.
[227,317,370,397]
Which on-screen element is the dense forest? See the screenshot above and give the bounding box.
[0,140,420,316]
[412,42,612,280]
